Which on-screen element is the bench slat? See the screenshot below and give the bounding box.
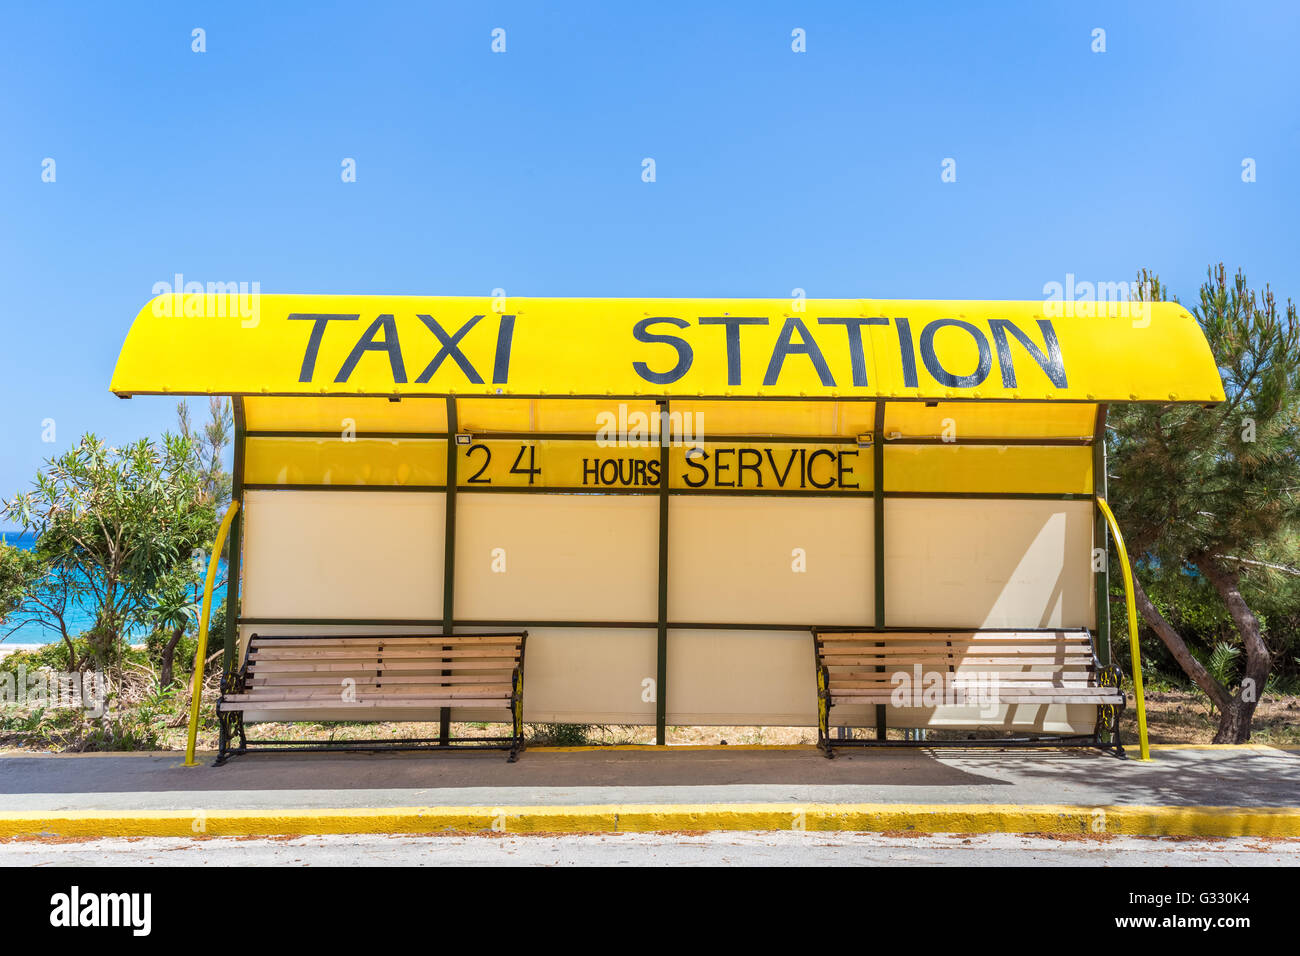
[814,628,1120,710]
[251,648,520,661]
[225,686,512,701]
[829,676,1101,686]
[823,657,1094,665]
[249,674,508,686]
[252,635,523,646]
[816,630,1089,641]
[219,697,511,712]
[225,634,523,712]
[820,647,1094,655]
[248,660,516,673]
[830,684,1119,695]
[831,694,1122,706]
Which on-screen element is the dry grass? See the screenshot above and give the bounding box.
[1122,690,1300,745]
[6,683,1299,752]
[166,690,1300,752]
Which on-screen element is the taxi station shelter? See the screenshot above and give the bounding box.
[110,295,1224,760]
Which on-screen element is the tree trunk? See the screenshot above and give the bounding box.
[1128,571,1234,712]
[1213,699,1254,745]
[159,626,184,688]
[1196,557,1272,744]
[59,626,78,673]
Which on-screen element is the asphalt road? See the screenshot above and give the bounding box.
[4,746,1298,812]
[4,831,1298,866]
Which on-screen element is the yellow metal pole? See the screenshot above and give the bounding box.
[1096,497,1151,761]
[184,501,240,767]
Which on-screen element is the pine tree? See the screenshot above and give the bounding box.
[1108,264,1300,742]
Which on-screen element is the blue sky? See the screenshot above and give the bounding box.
[1,1,1297,514]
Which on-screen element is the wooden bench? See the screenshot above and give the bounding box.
[216,632,527,763]
[811,629,1124,757]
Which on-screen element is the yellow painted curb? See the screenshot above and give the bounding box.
[2,803,1299,839]
[3,743,1295,759]
[530,744,818,752]
[1147,743,1300,752]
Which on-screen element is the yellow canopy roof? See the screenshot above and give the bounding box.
[111,294,1224,404]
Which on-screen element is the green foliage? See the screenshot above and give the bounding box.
[208,596,231,650]
[529,723,598,746]
[0,638,96,677]
[80,689,175,751]
[1107,264,1300,738]
[1109,265,1300,568]
[1206,642,1242,688]
[1181,642,1243,714]
[0,538,84,665]
[176,398,234,513]
[1,434,217,670]
[0,542,40,622]
[1110,559,1300,693]
[0,697,170,752]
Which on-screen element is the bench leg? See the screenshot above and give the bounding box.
[816,664,834,758]
[817,719,835,759]
[508,700,523,762]
[508,672,524,762]
[214,709,246,767]
[1095,666,1127,758]
[1092,701,1126,758]
[215,718,230,766]
[817,720,835,759]
[214,664,249,767]
[1108,699,1127,758]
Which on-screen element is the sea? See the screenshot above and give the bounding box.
[1,530,222,650]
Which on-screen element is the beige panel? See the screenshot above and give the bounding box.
[240,490,443,624]
[506,627,657,724]
[668,496,872,625]
[667,629,817,725]
[884,498,1094,628]
[454,493,659,621]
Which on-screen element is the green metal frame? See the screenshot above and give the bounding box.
[231,394,1110,749]
[871,400,887,739]
[222,398,246,675]
[1092,403,1111,668]
[440,396,459,745]
[189,391,1127,404]
[656,400,670,745]
[236,486,1086,502]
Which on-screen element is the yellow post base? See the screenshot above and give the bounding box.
[185,501,240,767]
[1097,497,1150,761]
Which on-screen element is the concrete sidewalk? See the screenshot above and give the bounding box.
[1,745,1298,838]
